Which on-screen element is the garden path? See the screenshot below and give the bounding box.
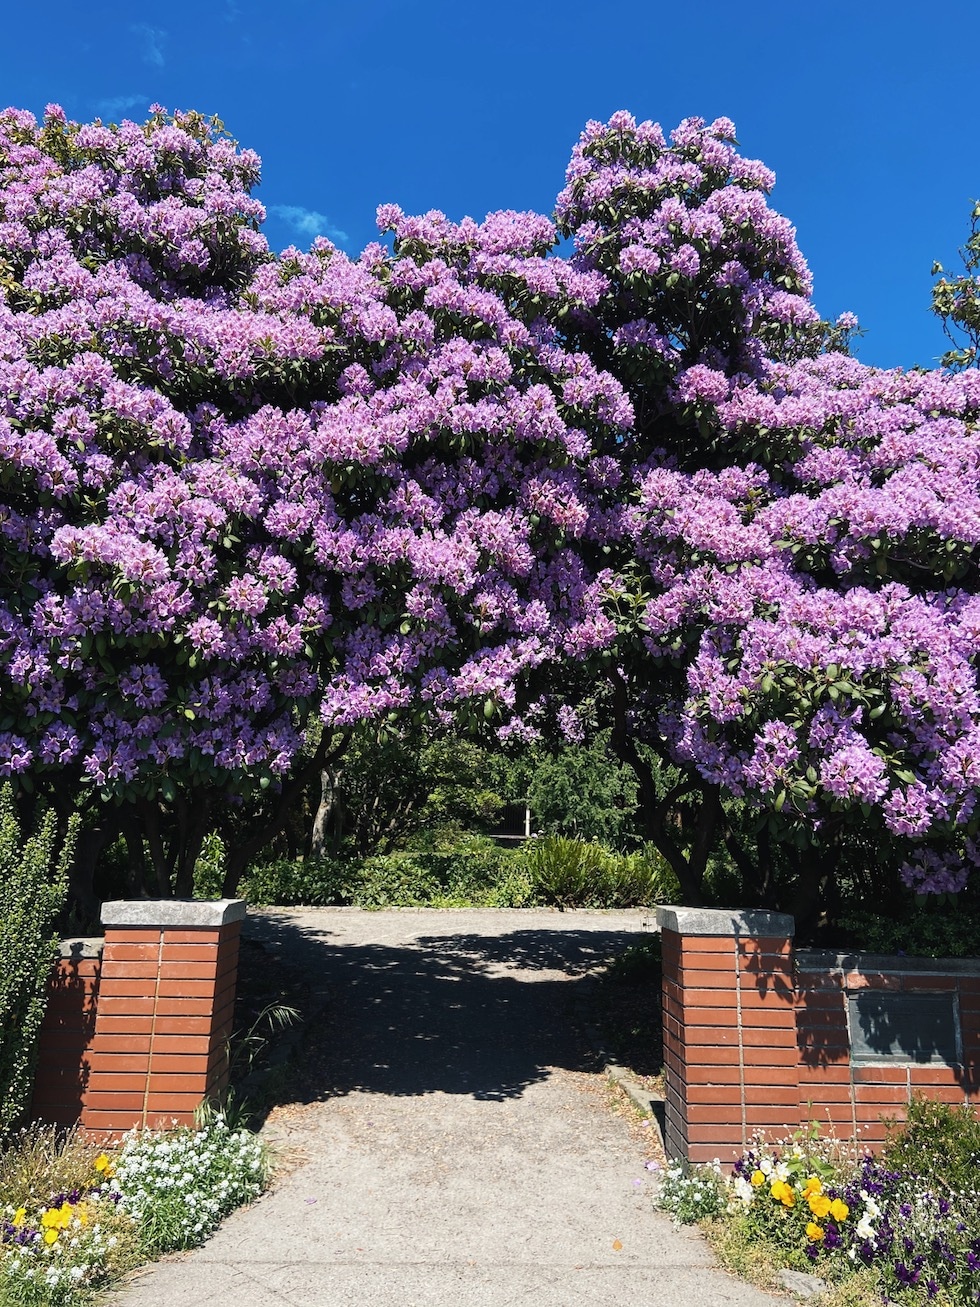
[111,908,785,1307]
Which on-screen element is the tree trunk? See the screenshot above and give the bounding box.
[310,766,343,860]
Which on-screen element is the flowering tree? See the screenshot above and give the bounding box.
[3,103,979,914]
[0,105,625,900]
[546,113,980,910]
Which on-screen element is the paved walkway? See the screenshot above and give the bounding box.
[112,908,784,1307]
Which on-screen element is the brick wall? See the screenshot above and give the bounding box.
[31,900,244,1136]
[658,907,980,1165]
[31,940,102,1127]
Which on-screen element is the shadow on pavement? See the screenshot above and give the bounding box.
[235,913,648,1116]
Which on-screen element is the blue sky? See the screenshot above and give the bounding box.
[2,0,977,370]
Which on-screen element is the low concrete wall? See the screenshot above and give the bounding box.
[659,906,980,1164]
[31,900,244,1135]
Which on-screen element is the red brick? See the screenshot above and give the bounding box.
[687,1103,745,1126]
[95,996,156,1016]
[148,1016,213,1035]
[855,1085,911,1106]
[144,1092,207,1114]
[91,1011,154,1032]
[684,1046,742,1066]
[161,928,222,944]
[676,949,738,970]
[100,942,158,961]
[88,1073,152,1093]
[156,978,223,999]
[853,1066,909,1085]
[681,1062,743,1086]
[147,1074,210,1095]
[798,1083,855,1104]
[673,967,738,989]
[152,997,222,1016]
[147,1035,212,1054]
[87,1053,151,1073]
[682,1004,741,1027]
[82,1091,147,1111]
[91,1033,152,1053]
[99,961,161,980]
[743,1064,802,1087]
[160,943,220,962]
[104,929,165,945]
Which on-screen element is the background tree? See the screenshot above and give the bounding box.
[932,200,980,370]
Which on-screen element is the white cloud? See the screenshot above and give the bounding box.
[269,204,350,247]
[94,94,149,121]
[132,24,167,68]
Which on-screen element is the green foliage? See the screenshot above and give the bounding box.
[833,902,980,958]
[196,1002,301,1131]
[506,733,642,846]
[522,836,676,909]
[0,789,78,1138]
[192,831,227,899]
[240,854,354,905]
[241,837,528,907]
[311,726,507,860]
[882,1095,980,1195]
[240,834,674,909]
[603,933,663,985]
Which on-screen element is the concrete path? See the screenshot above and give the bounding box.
[112,908,784,1307]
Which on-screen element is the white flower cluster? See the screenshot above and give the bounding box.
[658,1159,727,1225]
[109,1118,267,1253]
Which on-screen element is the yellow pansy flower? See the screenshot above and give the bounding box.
[94,1153,114,1176]
[806,1221,825,1242]
[11,1207,26,1228]
[808,1193,832,1219]
[750,1170,765,1187]
[43,1228,58,1245]
[802,1176,823,1198]
[830,1198,849,1222]
[770,1180,796,1207]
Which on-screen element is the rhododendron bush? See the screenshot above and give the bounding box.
[1,104,979,910]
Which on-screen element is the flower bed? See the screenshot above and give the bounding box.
[1,1120,268,1306]
[659,1102,980,1305]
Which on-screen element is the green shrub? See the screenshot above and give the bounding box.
[834,904,980,958]
[240,856,354,905]
[240,834,674,910]
[521,836,609,908]
[520,836,674,909]
[0,789,78,1138]
[193,832,226,899]
[882,1094,980,1194]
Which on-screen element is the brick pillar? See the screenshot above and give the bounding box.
[658,907,798,1165]
[80,900,245,1135]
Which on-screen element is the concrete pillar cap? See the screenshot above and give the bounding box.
[657,905,795,937]
[100,899,246,928]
